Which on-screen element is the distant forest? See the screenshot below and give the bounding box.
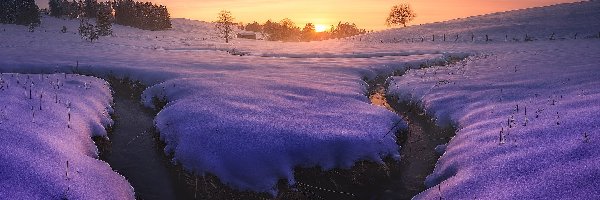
[0,0,40,25]
[242,19,369,42]
[49,0,171,31]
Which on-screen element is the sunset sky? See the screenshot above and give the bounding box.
[36,0,582,30]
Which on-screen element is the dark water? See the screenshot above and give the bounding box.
[96,80,192,200]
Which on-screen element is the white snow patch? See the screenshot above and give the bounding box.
[0,73,134,199]
[388,40,600,199]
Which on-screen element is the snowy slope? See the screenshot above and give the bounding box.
[377,2,600,199]
[388,40,600,199]
[360,1,600,43]
[0,74,134,199]
[0,0,599,197]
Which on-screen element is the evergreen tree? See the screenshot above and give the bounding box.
[66,0,82,19]
[0,0,15,24]
[113,0,171,31]
[157,5,171,29]
[49,0,63,17]
[83,0,98,18]
[1,0,40,26]
[79,18,98,42]
[14,0,40,25]
[95,2,112,36]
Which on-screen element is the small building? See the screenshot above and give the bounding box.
[39,9,50,15]
[237,32,257,40]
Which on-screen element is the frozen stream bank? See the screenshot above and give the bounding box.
[95,78,193,200]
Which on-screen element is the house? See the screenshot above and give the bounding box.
[237,32,257,40]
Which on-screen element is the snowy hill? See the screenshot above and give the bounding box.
[388,40,600,199]
[0,0,599,199]
[360,1,600,43]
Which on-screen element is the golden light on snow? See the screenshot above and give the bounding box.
[315,24,328,32]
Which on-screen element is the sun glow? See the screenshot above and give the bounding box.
[315,24,328,32]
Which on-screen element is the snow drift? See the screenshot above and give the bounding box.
[388,40,600,199]
[0,73,134,199]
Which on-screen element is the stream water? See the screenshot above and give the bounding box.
[96,79,192,200]
[95,76,454,200]
[369,78,455,200]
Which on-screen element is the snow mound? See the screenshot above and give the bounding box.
[388,40,600,199]
[0,73,134,199]
[138,56,449,194]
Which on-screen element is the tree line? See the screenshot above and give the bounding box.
[112,0,171,31]
[241,19,368,42]
[0,0,40,26]
[234,3,416,42]
[49,0,171,31]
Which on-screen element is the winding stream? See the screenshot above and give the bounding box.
[94,73,455,200]
[95,79,192,200]
[369,76,455,200]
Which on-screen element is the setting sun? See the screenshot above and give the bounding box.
[315,24,328,32]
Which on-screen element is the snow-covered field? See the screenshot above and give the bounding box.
[388,40,600,199]
[1,13,443,196]
[1,0,599,198]
[0,74,133,199]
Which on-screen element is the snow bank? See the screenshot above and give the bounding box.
[387,40,600,199]
[0,73,134,199]
[133,51,467,194]
[136,59,428,194]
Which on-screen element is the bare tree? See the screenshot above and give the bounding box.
[216,10,235,43]
[386,3,416,27]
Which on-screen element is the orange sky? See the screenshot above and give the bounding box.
[37,0,583,30]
